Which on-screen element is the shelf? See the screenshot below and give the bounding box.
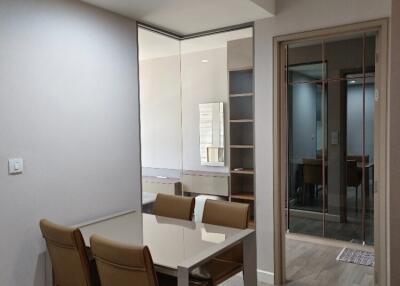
[230,119,254,123]
[231,192,255,201]
[230,93,253,98]
[230,169,254,175]
[230,145,254,149]
[230,124,253,146]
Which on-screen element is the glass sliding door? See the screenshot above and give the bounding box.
[287,40,326,238]
[286,33,376,245]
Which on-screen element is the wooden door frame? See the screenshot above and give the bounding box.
[273,18,389,285]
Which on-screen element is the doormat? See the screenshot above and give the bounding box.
[336,248,374,267]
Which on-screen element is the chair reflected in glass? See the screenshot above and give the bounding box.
[190,200,249,286]
[153,193,195,221]
[346,155,370,212]
[301,158,325,211]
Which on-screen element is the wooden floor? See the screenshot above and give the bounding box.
[220,275,270,286]
[284,238,374,286]
[221,237,374,286]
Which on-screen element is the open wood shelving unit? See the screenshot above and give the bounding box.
[227,41,255,227]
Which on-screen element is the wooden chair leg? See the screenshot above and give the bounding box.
[355,186,358,212]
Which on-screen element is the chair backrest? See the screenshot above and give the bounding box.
[303,158,323,185]
[90,235,158,286]
[39,219,93,286]
[347,155,370,164]
[202,199,249,229]
[202,200,249,263]
[153,193,195,221]
[346,160,362,187]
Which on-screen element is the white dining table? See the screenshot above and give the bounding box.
[77,211,257,286]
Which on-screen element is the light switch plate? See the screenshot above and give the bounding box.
[331,131,339,145]
[8,158,23,175]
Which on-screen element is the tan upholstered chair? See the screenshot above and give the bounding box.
[90,235,158,286]
[39,219,98,286]
[90,235,208,286]
[202,199,249,229]
[153,193,195,221]
[190,200,250,286]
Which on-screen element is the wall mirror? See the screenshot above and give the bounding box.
[199,102,225,166]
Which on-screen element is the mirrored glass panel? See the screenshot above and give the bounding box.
[364,76,375,245]
[288,81,326,237]
[324,79,363,241]
[138,28,182,204]
[325,34,364,80]
[180,28,256,227]
[288,40,323,82]
[138,26,255,225]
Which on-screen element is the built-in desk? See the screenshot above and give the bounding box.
[182,170,229,197]
[142,176,181,195]
[142,191,157,213]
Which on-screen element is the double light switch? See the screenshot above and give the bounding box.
[8,158,23,175]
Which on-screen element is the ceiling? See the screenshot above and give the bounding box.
[138,27,253,60]
[81,0,274,35]
[138,28,179,60]
[181,28,253,54]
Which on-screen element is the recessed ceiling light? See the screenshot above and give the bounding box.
[350,80,356,84]
[201,59,209,63]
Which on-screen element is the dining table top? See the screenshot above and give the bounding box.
[78,211,253,271]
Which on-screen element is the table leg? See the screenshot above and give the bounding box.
[243,232,257,286]
[178,266,189,286]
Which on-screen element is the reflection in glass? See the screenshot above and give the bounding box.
[288,80,325,237]
[325,35,364,80]
[286,33,376,245]
[138,27,182,178]
[199,103,225,166]
[288,40,323,81]
[362,77,375,245]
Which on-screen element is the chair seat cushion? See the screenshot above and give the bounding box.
[189,258,243,282]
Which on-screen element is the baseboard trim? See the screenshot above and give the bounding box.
[257,269,274,284]
[235,269,274,284]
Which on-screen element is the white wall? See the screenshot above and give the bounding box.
[0,1,141,285]
[181,48,229,173]
[254,0,391,276]
[139,55,182,171]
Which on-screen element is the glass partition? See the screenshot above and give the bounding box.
[286,33,376,245]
